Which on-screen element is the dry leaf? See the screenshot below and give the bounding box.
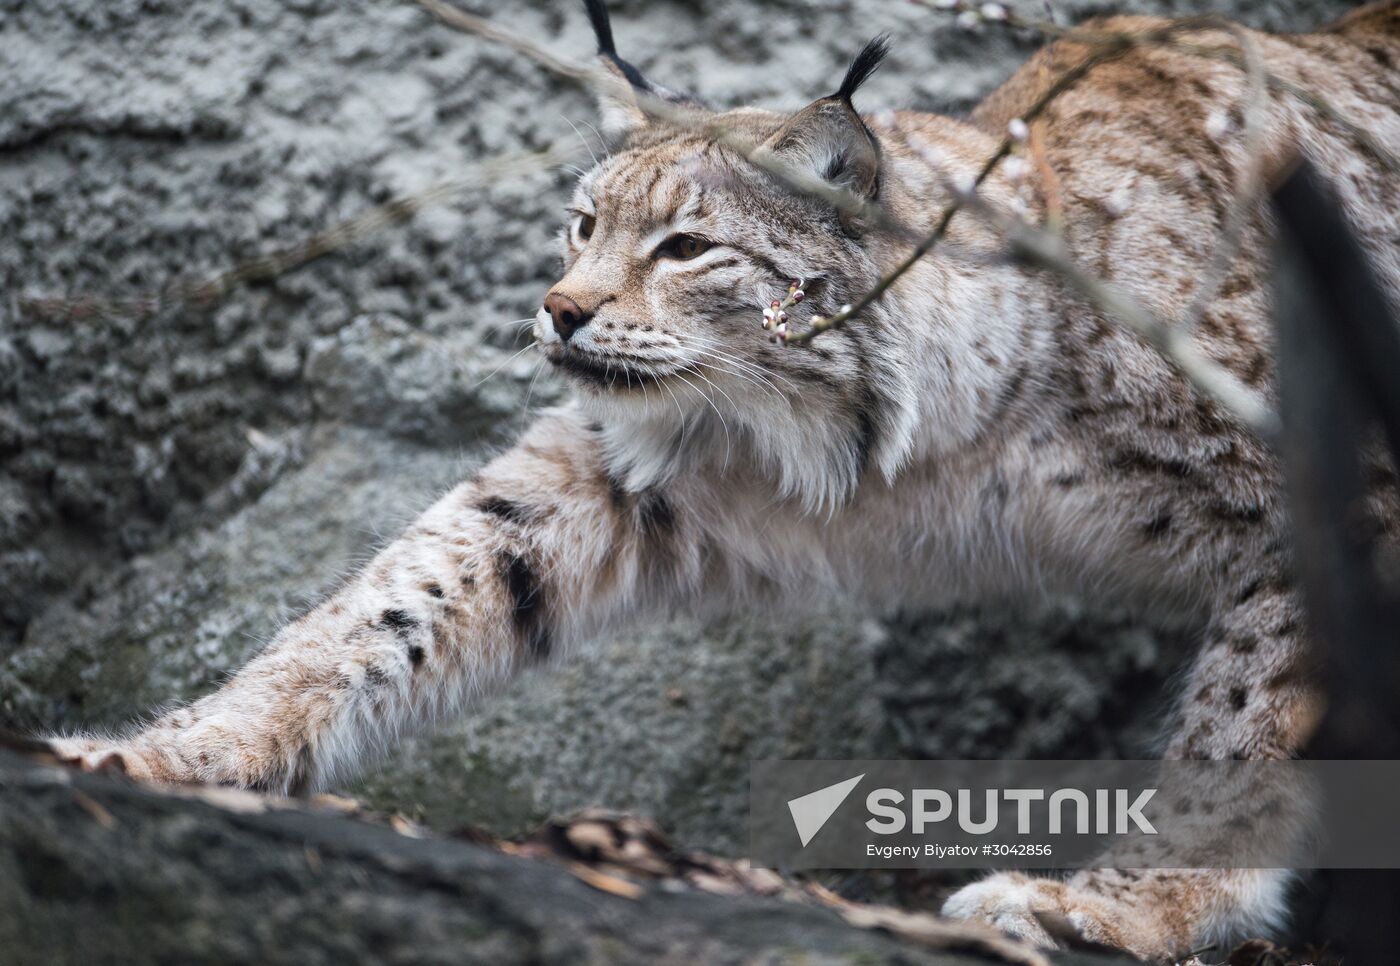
[177,784,271,814]
[567,862,643,899]
[390,814,426,838]
[564,820,616,856]
[310,793,362,815]
[71,789,117,829]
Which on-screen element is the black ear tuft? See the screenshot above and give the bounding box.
[581,0,708,141]
[836,35,891,104]
[582,0,653,94]
[583,0,619,59]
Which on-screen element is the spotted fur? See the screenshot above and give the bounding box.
[47,2,1400,958]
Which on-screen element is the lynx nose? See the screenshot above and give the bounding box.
[544,292,592,342]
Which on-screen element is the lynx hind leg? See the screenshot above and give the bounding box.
[945,584,1312,956]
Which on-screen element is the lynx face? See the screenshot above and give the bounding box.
[530,41,946,510]
[534,112,879,417]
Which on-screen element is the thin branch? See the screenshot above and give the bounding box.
[780,18,1205,344]
[916,0,1400,174]
[1181,23,1269,332]
[413,0,910,237]
[1184,39,1400,174]
[21,146,570,322]
[955,182,1279,438]
[1026,50,1064,232]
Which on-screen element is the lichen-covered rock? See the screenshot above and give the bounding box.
[354,615,898,850]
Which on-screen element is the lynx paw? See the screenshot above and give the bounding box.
[42,736,164,782]
[942,872,1172,959]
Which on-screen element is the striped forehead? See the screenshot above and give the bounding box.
[586,142,709,232]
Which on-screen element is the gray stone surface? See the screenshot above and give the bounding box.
[0,0,1359,864]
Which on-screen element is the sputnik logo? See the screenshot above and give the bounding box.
[787,774,865,847]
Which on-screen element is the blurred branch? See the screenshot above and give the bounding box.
[1274,163,1400,758]
[0,746,1064,966]
[414,0,906,236]
[21,0,1388,451]
[20,146,570,322]
[917,1,1400,175]
[954,181,1279,438]
[1026,52,1064,231]
[1180,23,1268,332]
[779,17,1206,345]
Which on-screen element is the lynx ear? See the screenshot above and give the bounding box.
[764,36,890,204]
[583,0,703,143]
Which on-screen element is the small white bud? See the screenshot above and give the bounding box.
[1002,156,1031,184]
[951,172,977,198]
[956,9,981,29]
[979,2,1008,21]
[1007,118,1030,143]
[839,303,853,315]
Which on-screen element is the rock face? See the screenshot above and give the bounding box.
[0,0,1357,870]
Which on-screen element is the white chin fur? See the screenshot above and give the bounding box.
[580,381,869,515]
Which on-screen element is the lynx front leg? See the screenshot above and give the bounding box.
[943,579,1317,958]
[47,408,699,793]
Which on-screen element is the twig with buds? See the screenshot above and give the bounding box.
[781,3,1396,345]
[761,280,806,342]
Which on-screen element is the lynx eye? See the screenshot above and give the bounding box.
[656,234,712,261]
[570,212,595,248]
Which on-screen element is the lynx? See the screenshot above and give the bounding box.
[45,0,1400,957]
